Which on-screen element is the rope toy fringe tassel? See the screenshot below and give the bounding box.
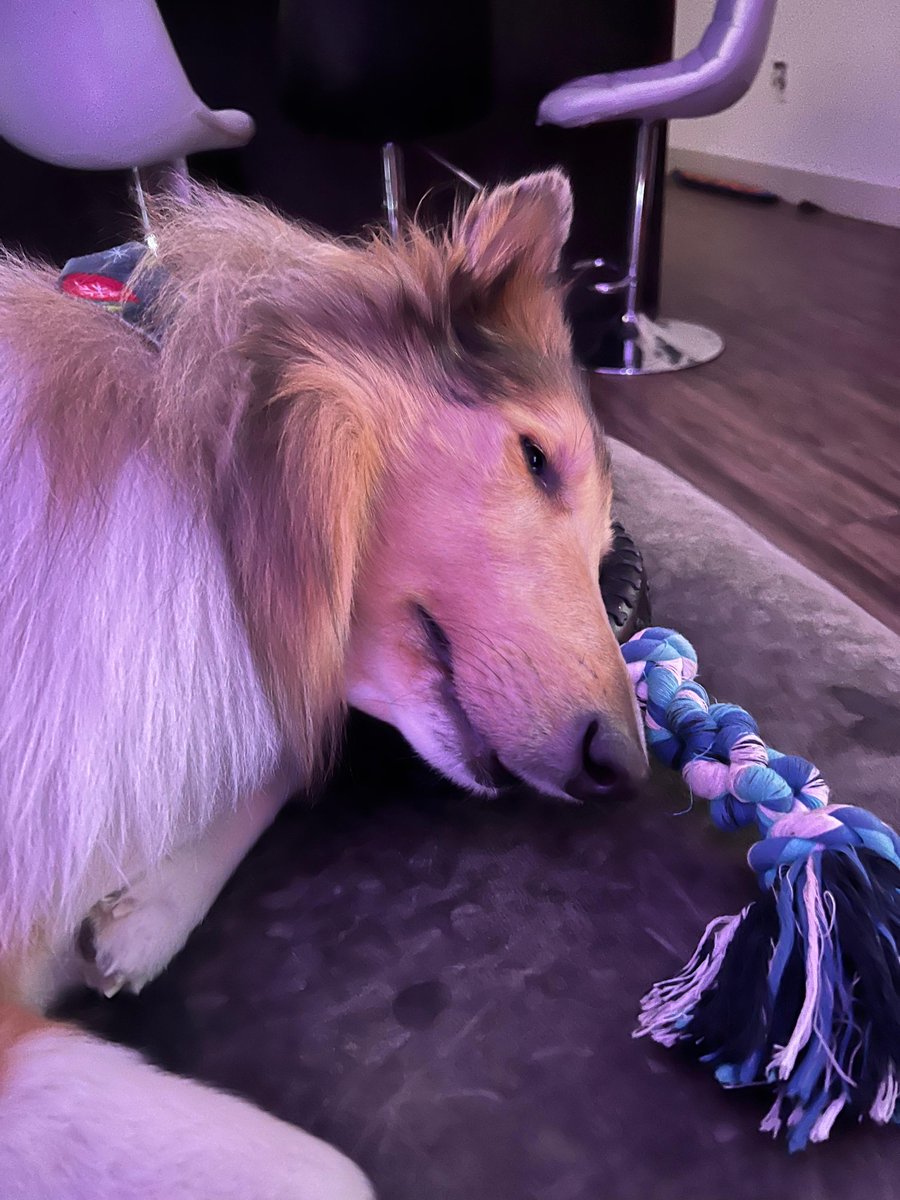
[622,627,900,1152]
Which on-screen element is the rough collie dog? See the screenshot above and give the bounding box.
[0,171,646,1198]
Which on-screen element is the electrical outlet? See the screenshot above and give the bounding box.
[771,60,788,102]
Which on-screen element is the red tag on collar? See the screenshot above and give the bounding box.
[60,273,139,304]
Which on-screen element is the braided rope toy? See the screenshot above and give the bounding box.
[622,627,900,1152]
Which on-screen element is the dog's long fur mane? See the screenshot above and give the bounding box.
[0,181,574,951]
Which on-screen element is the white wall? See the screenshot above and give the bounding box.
[669,0,900,191]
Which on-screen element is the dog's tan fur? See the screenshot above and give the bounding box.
[0,172,645,1196]
[0,1004,55,1081]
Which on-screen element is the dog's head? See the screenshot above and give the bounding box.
[342,172,648,799]
[153,172,646,797]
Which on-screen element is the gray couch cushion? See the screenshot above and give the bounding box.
[62,439,900,1199]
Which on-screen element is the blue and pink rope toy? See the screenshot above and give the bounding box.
[622,627,900,1152]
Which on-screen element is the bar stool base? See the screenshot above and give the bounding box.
[583,313,724,376]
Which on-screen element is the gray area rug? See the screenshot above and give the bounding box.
[61,438,900,1199]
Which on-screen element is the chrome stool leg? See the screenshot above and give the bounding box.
[584,120,724,376]
[381,143,483,237]
[132,159,190,251]
[381,142,406,238]
[421,146,483,192]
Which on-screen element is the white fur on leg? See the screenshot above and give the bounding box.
[0,1026,374,1200]
[81,771,294,996]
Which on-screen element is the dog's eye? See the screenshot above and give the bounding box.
[521,437,547,478]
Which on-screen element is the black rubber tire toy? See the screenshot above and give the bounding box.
[601,521,652,644]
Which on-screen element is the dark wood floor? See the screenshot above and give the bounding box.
[591,184,900,634]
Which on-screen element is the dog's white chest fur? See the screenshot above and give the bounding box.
[0,353,281,954]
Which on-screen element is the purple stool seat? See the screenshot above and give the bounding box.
[0,0,255,236]
[537,0,777,375]
[0,0,254,171]
[539,0,776,128]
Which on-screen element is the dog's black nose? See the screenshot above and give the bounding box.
[565,717,648,802]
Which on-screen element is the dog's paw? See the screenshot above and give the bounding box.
[78,880,189,997]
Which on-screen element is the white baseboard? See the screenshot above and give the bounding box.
[668,148,900,229]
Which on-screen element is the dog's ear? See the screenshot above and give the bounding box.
[454,170,573,286]
[219,355,379,784]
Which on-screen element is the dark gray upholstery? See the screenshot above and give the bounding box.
[538,0,778,128]
[61,439,900,1199]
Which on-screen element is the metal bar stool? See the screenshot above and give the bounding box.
[277,0,491,237]
[0,0,255,218]
[538,0,777,375]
